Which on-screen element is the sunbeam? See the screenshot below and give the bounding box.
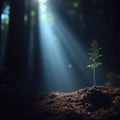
[38,1,94,92]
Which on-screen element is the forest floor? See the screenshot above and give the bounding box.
[23,86,120,120]
[1,86,120,120]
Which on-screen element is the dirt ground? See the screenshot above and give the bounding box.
[21,86,120,120]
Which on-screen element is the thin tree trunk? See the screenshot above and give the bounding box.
[93,65,96,86]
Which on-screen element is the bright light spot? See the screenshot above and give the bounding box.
[31,10,36,16]
[73,2,79,8]
[38,0,48,4]
[40,4,46,12]
[1,5,10,22]
[41,14,47,20]
[1,14,7,20]
[68,64,73,69]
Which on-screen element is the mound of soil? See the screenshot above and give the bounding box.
[23,86,120,120]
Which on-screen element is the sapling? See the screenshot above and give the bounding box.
[87,40,102,86]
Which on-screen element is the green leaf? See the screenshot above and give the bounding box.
[98,62,102,66]
[87,39,102,68]
[87,64,94,68]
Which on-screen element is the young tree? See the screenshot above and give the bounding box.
[87,40,102,86]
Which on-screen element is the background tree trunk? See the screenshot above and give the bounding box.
[3,0,25,82]
[0,0,3,63]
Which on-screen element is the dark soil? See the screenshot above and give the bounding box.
[1,86,120,120]
[23,86,120,120]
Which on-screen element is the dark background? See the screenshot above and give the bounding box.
[0,0,120,93]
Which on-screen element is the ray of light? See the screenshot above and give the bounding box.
[38,1,103,92]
